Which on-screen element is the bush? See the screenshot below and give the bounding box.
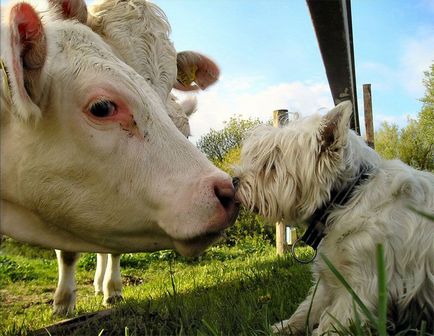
[220,208,275,247]
[0,256,37,284]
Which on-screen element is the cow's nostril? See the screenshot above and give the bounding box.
[214,183,235,210]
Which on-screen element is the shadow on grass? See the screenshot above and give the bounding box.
[29,256,311,336]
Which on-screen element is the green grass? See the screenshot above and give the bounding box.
[0,238,312,336]
[2,238,430,335]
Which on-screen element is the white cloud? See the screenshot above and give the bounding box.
[176,79,333,144]
[399,30,434,96]
[373,112,417,130]
[360,29,434,98]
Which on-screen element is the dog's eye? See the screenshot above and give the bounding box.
[89,100,117,118]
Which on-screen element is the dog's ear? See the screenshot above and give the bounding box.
[1,1,48,121]
[320,101,353,151]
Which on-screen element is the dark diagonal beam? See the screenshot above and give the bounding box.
[307,0,360,134]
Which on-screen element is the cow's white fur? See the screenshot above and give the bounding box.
[235,102,434,334]
[1,0,237,314]
[50,0,216,315]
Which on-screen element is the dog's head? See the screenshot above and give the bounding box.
[234,102,354,222]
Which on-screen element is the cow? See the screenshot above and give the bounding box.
[0,0,238,316]
[51,0,223,315]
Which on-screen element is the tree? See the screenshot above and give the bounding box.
[197,116,261,164]
[418,64,434,169]
[375,122,399,160]
[197,116,274,245]
[375,63,433,171]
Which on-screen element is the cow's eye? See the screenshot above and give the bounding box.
[89,100,117,118]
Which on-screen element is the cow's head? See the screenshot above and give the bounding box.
[85,0,219,138]
[0,0,238,256]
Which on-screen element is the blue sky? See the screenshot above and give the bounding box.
[2,0,433,142]
[152,0,434,142]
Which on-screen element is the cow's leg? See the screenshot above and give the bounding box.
[53,250,80,316]
[94,253,108,295]
[103,253,123,305]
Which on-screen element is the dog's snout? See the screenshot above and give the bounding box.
[232,177,240,190]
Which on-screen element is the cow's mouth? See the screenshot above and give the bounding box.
[174,203,240,257]
[185,230,222,246]
[173,231,222,257]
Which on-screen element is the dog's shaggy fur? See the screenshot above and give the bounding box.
[235,102,434,334]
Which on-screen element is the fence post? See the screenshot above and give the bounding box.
[273,109,289,256]
[363,84,375,149]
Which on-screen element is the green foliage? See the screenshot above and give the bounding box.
[78,253,97,271]
[197,116,275,245]
[420,64,434,147]
[197,116,261,163]
[0,255,37,284]
[221,208,275,247]
[375,122,399,160]
[375,63,434,171]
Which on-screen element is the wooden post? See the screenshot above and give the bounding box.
[273,109,289,256]
[363,84,375,149]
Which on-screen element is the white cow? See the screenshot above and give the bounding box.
[53,0,223,315]
[0,0,238,315]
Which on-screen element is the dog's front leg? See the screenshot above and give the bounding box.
[272,281,328,335]
[316,289,364,334]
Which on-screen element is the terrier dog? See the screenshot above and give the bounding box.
[234,102,434,334]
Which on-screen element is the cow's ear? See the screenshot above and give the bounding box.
[48,0,88,24]
[320,101,353,152]
[174,51,220,91]
[1,2,47,120]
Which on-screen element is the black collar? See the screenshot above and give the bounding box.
[291,166,374,264]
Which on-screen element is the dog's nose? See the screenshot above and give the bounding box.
[232,177,240,190]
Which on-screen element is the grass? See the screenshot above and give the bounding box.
[1,237,431,335]
[0,237,312,336]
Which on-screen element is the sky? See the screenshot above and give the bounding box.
[2,0,433,144]
[151,0,434,143]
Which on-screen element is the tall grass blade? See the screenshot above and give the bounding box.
[327,312,353,335]
[201,319,220,336]
[305,278,320,335]
[376,244,387,336]
[352,299,364,336]
[418,320,427,336]
[407,206,434,221]
[320,253,377,327]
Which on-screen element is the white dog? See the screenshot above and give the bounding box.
[234,102,434,334]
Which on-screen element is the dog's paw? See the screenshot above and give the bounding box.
[271,319,292,334]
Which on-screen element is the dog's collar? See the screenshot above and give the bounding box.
[291,165,374,264]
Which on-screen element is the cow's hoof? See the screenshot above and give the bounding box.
[103,293,123,306]
[53,290,76,316]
